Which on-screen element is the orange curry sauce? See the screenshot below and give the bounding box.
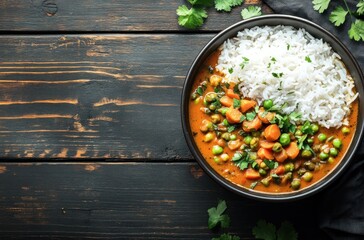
[189,50,358,193]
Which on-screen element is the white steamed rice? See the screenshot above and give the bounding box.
[216,25,358,128]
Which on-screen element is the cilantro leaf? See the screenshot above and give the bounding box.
[329,6,348,26]
[252,220,276,240]
[348,19,364,41]
[212,233,240,240]
[233,98,241,109]
[176,5,207,29]
[312,0,331,13]
[277,221,298,240]
[241,6,262,20]
[272,72,283,78]
[208,200,230,229]
[215,0,243,12]
[357,0,364,15]
[188,0,214,6]
[246,111,256,121]
[288,112,302,122]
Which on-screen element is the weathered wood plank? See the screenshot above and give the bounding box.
[0,34,207,159]
[0,34,363,159]
[0,162,328,239]
[0,0,270,32]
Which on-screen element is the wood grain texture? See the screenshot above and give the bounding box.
[0,162,329,239]
[0,34,207,159]
[0,34,363,159]
[0,0,271,32]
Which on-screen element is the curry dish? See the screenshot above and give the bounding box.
[189,51,358,193]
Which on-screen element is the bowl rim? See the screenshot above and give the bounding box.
[181,14,364,201]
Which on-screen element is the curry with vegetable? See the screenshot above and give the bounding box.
[189,51,358,193]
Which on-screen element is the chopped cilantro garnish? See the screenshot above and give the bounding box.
[272,72,283,78]
[208,200,230,229]
[233,98,241,109]
[227,125,236,133]
[228,68,234,74]
[250,181,258,189]
[287,43,290,50]
[305,56,312,63]
[246,111,256,121]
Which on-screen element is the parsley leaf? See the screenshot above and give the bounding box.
[207,200,230,229]
[233,98,241,109]
[329,6,348,26]
[215,0,243,12]
[358,0,364,15]
[212,233,240,240]
[252,220,276,240]
[176,5,207,29]
[349,19,364,41]
[241,6,262,20]
[277,221,298,240]
[312,0,331,13]
[188,0,214,6]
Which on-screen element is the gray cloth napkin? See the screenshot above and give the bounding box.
[264,0,364,239]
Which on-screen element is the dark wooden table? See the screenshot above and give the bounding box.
[0,1,354,239]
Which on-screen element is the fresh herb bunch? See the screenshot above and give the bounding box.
[176,0,262,29]
[312,0,364,41]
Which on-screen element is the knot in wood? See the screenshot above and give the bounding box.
[42,0,58,16]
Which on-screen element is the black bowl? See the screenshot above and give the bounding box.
[181,14,364,201]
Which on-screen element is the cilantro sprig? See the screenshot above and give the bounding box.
[208,200,231,229]
[312,0,364,41]
[177,0,262,29]
[252,220,298,240]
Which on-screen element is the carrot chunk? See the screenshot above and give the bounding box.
[226,89,240,99]
[274,149,288,163]
[257,148,274,160]
[245,168,261,180]
[264,124,281,141]
[226,108,243,124]
[240,99,257,113]
[242,117,262,132]
[220,96,233,107]
[285,142,300,159]
[257,107,276,124]
[259,140,275,149]
[272,165,285,175]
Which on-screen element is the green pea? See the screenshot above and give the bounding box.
[272,142,282,153]
[250,137,259,150]
[213,156,220,164]
[307,138,314,145]
[211,114,221,124]
[295,129,303,136]
[263,99,273,110]
[208,104,216,111]
[218,107,229,116]
[319,152,329,160]
[230,134,237,141]
[302,172,313,182]
[291,179,301,190]
[191,92,198,100]
[222,119,229,126]
[221,133,231,141]
[318,133,327,142]
[279,133,291,146]
[333,138,342,149]
[311,124,319,134]
[204,92,217,102]
[212,145,223,155]
[220,153,230,162]
[259,168,267,176]
[284,162,294,172]
[328,157,335,164]
[329,148,338,157]
[301,149,312,158]
[203,132,214,142]
[342,127,350,135]
[244,135,252,144]
[261,177,271,187]
[304,161,315,171]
